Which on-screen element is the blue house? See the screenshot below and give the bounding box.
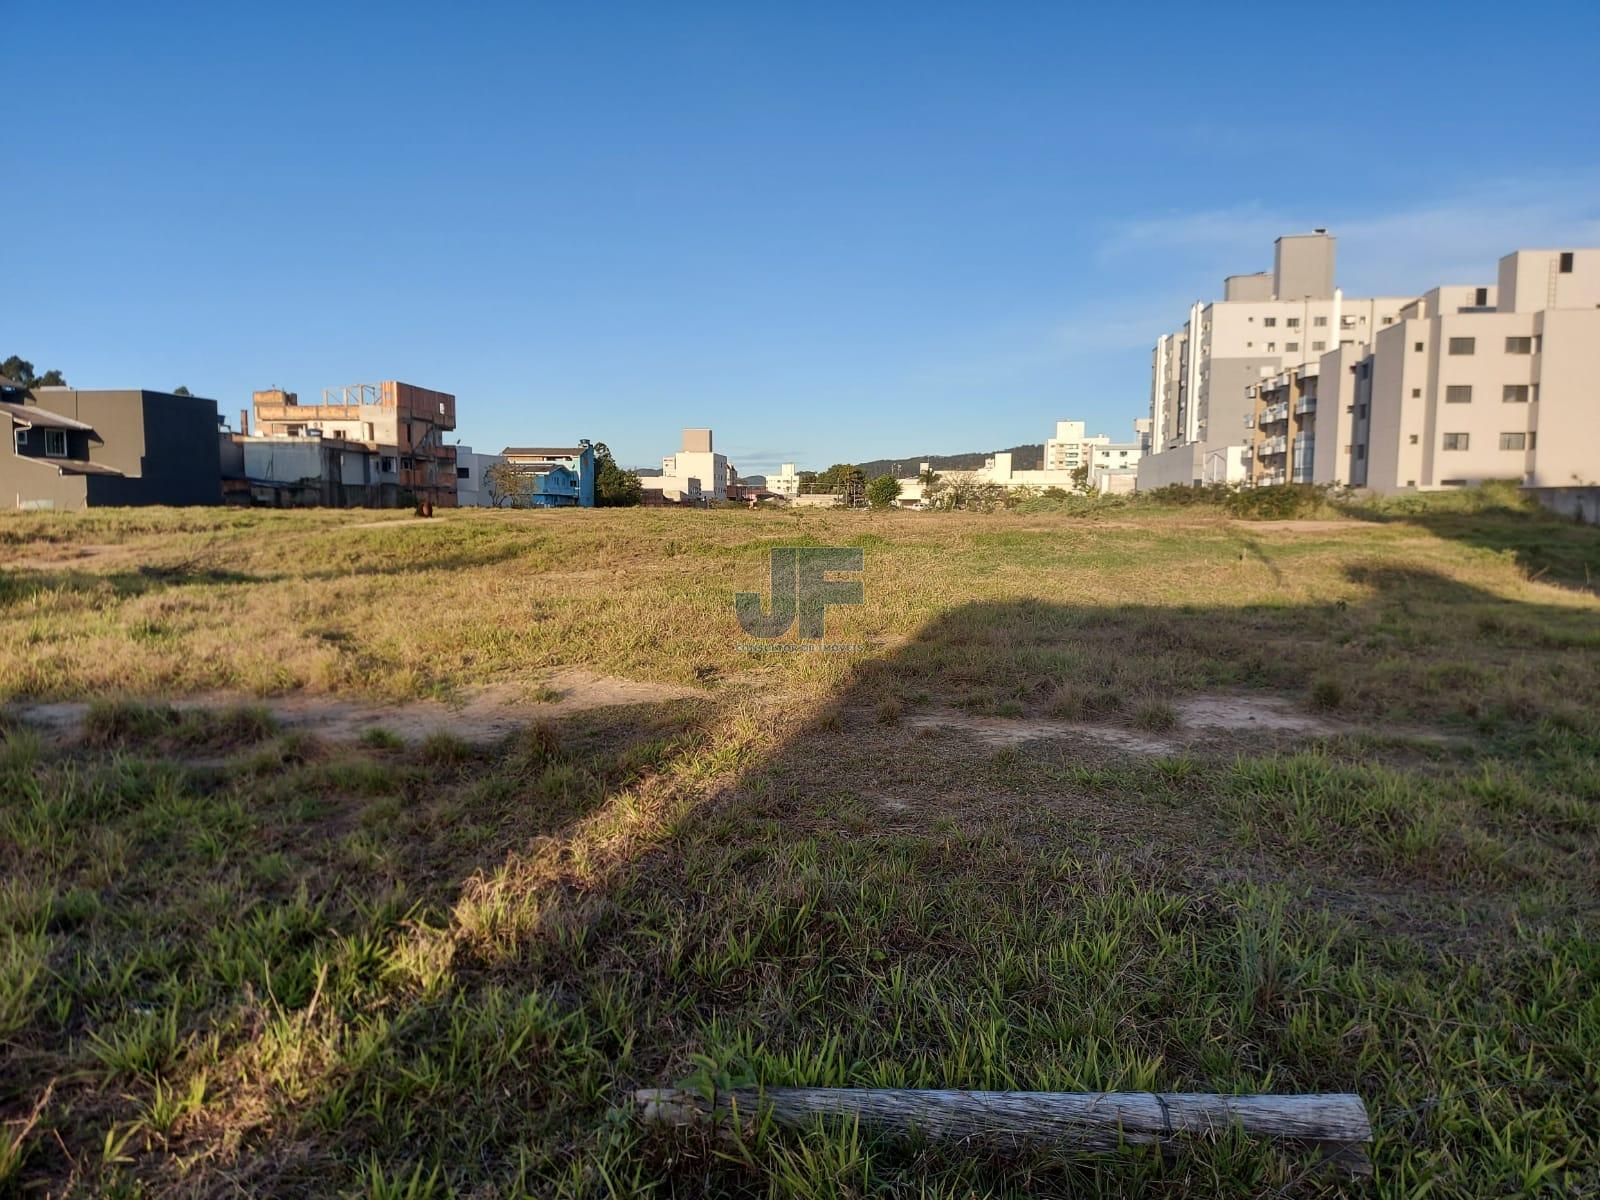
[501,442,596,507]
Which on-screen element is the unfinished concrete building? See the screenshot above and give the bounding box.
[244,382,457,508]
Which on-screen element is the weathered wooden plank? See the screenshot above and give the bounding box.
[637,1087,1372,1174]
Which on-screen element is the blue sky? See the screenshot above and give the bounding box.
[8,2,1599,474]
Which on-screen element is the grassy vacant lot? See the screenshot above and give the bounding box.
[2,488,1598,1197]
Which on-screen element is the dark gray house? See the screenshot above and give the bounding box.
[1,378,221,509]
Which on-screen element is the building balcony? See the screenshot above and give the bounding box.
[1294,396,1316,415]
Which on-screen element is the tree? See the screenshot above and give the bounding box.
[811,463,867,506]
[173,385,192,396]
[2,356,66,388]
[591,442,642,507]
[866,475,902,509]
[483,462,528,508]
[1070,464,1092,495]
[926,473,1006,512]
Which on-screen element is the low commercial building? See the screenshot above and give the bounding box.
[2,379,221,510]
[454,445,507,507]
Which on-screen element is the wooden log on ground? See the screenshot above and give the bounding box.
[636,1087,1372,1175]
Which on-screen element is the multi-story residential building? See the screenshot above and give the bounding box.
[1320,249,1600,493]
[768,462,802,497]
[2,378,221,510]
[501,444,596,506]
[1140,231,1412,488]
[644,428,731,501]
[1043,420,1111,472]
[251,381,458,506]
[1242,363,1321,486]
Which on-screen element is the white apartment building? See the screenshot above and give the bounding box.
[1043,420,1111,472]
[642,427,730,501]
[1313,249,1600,493]
[1140,231,1412,488]
[768,462,801,497]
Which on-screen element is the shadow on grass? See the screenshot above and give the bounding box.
[0,542,544,606]
[4,565,1598,1197]
[1342,488,1600,593]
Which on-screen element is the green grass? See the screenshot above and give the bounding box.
[1,496,1598,1196]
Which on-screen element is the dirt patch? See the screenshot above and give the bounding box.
[10,668,704,748]
[907,692,1358,757]
[1,543,128,572]
[1231,519,1356,534]
[909,712,1179,755]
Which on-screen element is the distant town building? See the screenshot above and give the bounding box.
[2,379,221,510]
[769,462,802,497]
[642,428,731,502]
[1043,420,1110,472]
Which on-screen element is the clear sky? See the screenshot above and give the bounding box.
[8,1,1599,474]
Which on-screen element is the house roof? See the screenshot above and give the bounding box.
[0,400,96,432]
[15,455,123,477]
[503,446,585,457]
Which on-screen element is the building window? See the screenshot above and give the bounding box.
[1559,251,1574,273]
[1314,316,1328,327]
[1355,445,1366,460]
[1505,336,1532,354]
[1414,341,1425,352]
[457,466,470,479]
[1499,432,1527,451]
[44,430,68,457]
[1312,341,1326,351]
[1286,317,1300,328]
[1357,404,1368,419]
[1442,433,1470,451]
[1263,317,1277,327]
[1503,385,1530,403]
[1445,385,1473,404]
[1474,287,1489,307]
[1410,434,1419,444]
[1448,337,1475,355]
[1412,388,1422,398]
[1286,342,1299,352]
[380,456,395,472]
[13,429,27,451]
[1530,432,1538,450]
[1266,343,1276,352]
[1441,479,1468,487]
